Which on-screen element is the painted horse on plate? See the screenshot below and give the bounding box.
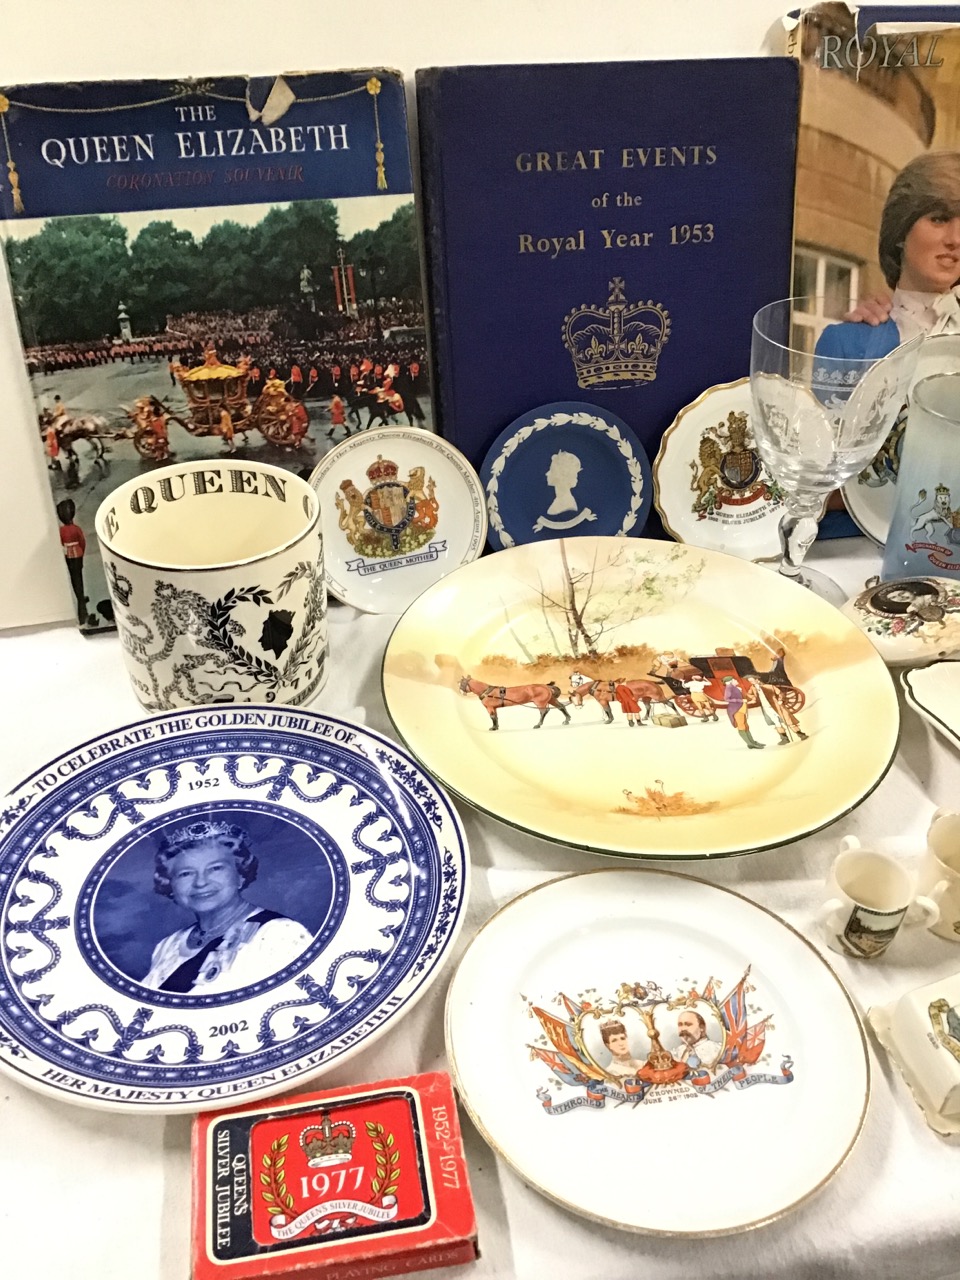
[458,676,571,731]
[568,677,686,724]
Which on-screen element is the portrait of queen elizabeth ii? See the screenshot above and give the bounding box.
[141,819,314,994]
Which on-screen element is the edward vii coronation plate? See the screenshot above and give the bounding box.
[309,426,486,614]
[381,537,899,859]
[0,707,468,1112]
[653,378,787,560]
[446,869,869,1235]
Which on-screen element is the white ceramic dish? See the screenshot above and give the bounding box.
[446,868,869,1235]
[653,378,787,560]
[309,426,486,613]
[382,537,900,860]
[902,660,960,750]
[869,972,960,1136]
[0,707,468,1112]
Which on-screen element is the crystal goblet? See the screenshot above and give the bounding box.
[750,297,920,607]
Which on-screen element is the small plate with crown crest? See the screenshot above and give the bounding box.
[653,379,795,561]
[308,426,486,614]
[480,401,652,551]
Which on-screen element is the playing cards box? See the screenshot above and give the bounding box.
[192,1072,477,1280]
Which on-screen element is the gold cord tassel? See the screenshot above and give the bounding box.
[0,96,22,213]
[366,76,388,191]
[7,160,23,213]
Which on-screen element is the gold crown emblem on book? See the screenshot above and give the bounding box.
[562,277,671,389]
[299,1114,357,1167]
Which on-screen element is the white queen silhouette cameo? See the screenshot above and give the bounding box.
[533,449,598,532]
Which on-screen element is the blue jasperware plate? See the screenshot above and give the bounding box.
[481,401,653,550]
[0,707,468,1112]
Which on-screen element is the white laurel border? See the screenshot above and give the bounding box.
[485,410,646,548]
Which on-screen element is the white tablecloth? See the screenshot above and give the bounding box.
[2,538,960,1280]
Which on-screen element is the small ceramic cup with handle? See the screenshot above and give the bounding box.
[820,835,939,959]
[917,808,960,942]
[95,459,328,711]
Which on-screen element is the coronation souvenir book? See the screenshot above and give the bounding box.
[416,59,800,481]
[0,70,429,632]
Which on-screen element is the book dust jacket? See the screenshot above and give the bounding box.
[0,72,429,632]
[785,4,960,546]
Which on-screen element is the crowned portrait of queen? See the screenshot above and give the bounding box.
[139,819,314,995]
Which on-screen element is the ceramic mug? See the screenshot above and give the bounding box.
[95,459,328,711]
[820,835,939,959]
[917,808,960,941]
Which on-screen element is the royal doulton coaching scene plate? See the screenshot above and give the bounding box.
[0,708,468,1112]
[309,427,486,613]
[446,869,869,1235]
[382,537,899,859]
[653,378,787,560]
[480,402,652,551]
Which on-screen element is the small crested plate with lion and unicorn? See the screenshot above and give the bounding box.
[309,426,487,614]
[381,536,899,860]
[653,378,794,561]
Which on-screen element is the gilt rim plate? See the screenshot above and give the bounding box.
[0,707,468,1112]
[445,868,869,1236]
[480,401,652,551]
[308,426,487,614]
[653,378,787,561]
[381,536,899,859]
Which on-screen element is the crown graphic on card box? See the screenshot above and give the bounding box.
[300,1114,357,1167]
[562,277,671,389]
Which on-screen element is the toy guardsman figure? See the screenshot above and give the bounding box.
[56,497,90,626]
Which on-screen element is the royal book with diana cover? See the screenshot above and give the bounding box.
[781,4,960,546]
[415,59,800,481]
[0,70,429,632]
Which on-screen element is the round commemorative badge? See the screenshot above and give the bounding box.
[309,427,487,613]
[0,707,468,1113]
[480,401,652,551]
[653,378,787,561]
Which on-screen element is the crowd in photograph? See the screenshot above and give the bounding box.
[24,302,430,406]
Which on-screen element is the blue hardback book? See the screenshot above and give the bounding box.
[416,59,799,473]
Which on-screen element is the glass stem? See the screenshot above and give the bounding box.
[778,493,822,583]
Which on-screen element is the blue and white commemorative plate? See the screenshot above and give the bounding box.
[480,401,653,551]
[0,707,468,1112]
